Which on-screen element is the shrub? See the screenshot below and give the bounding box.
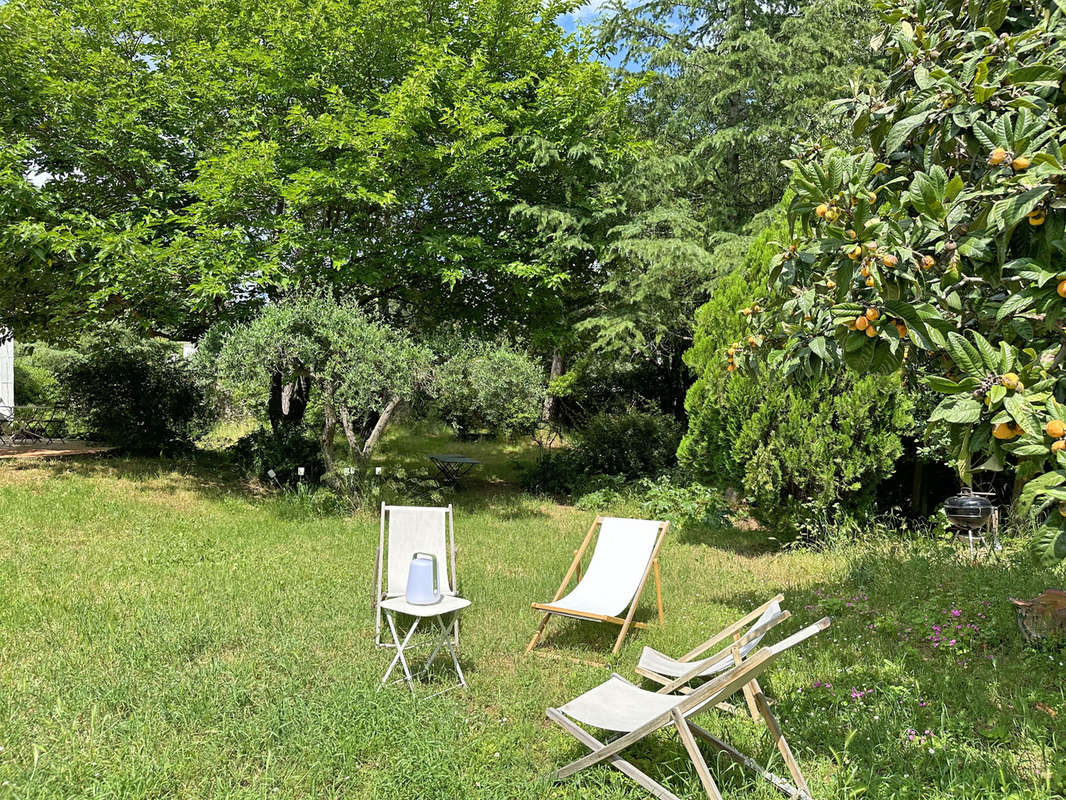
[12,341,78,405]
[429,337,546,437]
[576,410,682,479]
[522,409,682,497]
[682,210,917,534]
[57,324,207,453]
[228,425,325,486]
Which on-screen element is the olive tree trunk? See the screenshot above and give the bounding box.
[540,351,564,423]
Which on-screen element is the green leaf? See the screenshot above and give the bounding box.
[1032,524,1066,566]
[1004,394,1041,435]
[808,336,830,360]
[925,375,965,393]
[996,292,1035,321]
[971,332,1001,372]
[944,332,986,377]
[884,111,931,155]
[1017,470,1066,518]
[930,395,983,424]
[990,186,1052,231]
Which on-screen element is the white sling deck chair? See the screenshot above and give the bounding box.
[374,504,458,647]
[547,617,831,800]
[636,594,790,719]
[526,516,669,655]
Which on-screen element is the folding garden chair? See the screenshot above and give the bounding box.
[547,617,831,800]
[374,503,459,647]
[636,594,790,719]
[374,504,469,694]
[526,516,669,655]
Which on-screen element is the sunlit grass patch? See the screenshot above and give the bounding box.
[0,448,1063,799]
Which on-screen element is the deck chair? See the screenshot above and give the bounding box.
[374,504,458,647]
[526,516,669,655]
[547,617,831,800]
[636,594,790,719]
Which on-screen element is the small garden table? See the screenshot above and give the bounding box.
[379,594,470,696]
[0,405,65,445]
[428,454,480,487]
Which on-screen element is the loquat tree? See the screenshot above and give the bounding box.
[737,0,1066,563]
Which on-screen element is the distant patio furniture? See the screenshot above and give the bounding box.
[428,454,480,487]
[0,405,67,445]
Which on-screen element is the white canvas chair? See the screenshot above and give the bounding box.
[547,617,831,800]
[636,595,790,719]
[374,504,458,648]
[526,516,669,656]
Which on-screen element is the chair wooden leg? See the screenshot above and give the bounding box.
[654,558,664,624]
[525,613,552,654]
[754,690,811,798]
[733,641,761,723]
[613,613,634,654]
[547,709,685,800]
[672,710,724,800]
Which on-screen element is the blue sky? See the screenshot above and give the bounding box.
[558,0,610,33]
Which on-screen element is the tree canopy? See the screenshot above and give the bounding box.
[0,0,648,343]
[740,0,1066,559]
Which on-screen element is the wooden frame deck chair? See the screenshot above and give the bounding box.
[527,516,669,655]
[546,617,831,800]
[636,594,790,719]
[374,503,457,648]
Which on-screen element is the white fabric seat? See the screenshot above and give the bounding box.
[637,601,782,679]
[527,516,670,655]
[560,675,687,732]
[549,517,663,618]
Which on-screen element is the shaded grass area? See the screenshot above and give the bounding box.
[0,437,1064,799]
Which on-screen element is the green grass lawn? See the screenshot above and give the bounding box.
[0,429,1064,799]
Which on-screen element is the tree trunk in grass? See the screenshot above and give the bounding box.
[338,405,361,461]
[268,371,311,432]
[362,395,402,457]
[320,384,337,471]
[541,351,564,423]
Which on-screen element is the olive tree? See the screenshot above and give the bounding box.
[428,338,546,437]
[216,296,430,469]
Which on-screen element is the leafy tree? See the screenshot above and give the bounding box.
[0,0,648,347]
[599,0,884,231]
[215,296,429,469]
[428,338,546,437]
[59,324,206,453]
[741,0,1066,561]
[681,209,915,532]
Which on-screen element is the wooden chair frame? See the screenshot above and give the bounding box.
[547,618,831,800]
[636,594,791,720]
[526,516,669,656]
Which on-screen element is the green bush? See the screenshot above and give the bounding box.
[228,426,325,486]
[57,325,207,453]
[428,338,545,437]
[522,409,682,497]
[576,410,682,479]
[13,362,57,405]
[12,341,78,405]
[681,209,916,534]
